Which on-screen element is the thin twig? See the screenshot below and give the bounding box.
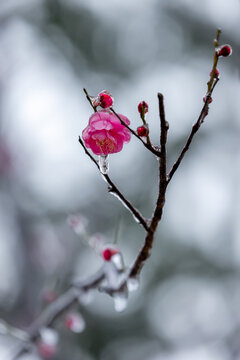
[110,108,161,157]
[78,137,149,231]
[167,78,219,183]
[207,28,221,93]
[78,136,99,168]
[83,88,97,112]
[158,93,168,184]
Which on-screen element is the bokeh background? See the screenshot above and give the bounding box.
[0,0,240,359]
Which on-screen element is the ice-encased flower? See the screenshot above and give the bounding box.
[82,110,131,155]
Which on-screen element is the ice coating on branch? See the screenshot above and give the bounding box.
[109,192,141,224]
[92,90,114,109]
[82,110,131,155]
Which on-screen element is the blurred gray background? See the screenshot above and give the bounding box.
[0,0,239,359]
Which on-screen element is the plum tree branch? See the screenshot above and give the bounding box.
[5,28,226,360]
[78,136,149,231]
[167,78,219,183]
[110,107,161,157]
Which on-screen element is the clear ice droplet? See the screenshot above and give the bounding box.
[113,292,128,312]
[39,327,59,346]
[78,289,94,305]
[111,253,124,271]
[99,155,109,174]
[127,277,139,292]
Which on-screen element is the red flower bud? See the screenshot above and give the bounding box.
[102,247,119,261]
[137,126,149,137]
[210,68,219,78]
[99,92,113,108]
[42,290,58,304]
[217,45,232,57]
[138,101,148,114]
[38,343,57,358]
[203,96,212,104]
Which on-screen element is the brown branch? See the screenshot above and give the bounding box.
[78,136,149,231]
[129,93,169,278]
[207,28,221,93]
[110,108,161,157]
[6,28,227,360]
[167,78,219,183]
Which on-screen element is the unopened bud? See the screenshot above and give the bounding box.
[217,44,232,57]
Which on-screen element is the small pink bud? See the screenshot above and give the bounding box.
[65,312,85,333]
[203,96,212,104]
[137,126,149,137]
[37,328,58,359]
[217,44,232,57]
[99,91,114,108]
[38,343,57,358]
[67,213,88,235]
[210,68,219,78]
[102,247,119,261]
[42,290,58,304]
[138,101,148,114]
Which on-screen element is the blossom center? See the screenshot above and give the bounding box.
[97,138,114,153]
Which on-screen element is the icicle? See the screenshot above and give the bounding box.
[113,291,128,312]
[104,261,119,287]
[111,253,124,272]
[39,327,58,346]
[127,277,139,292]
[99,155,109,174]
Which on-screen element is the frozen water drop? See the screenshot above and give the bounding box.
[127,277,139,292]
[104,261,119,287]
[127,276,139,291]
[111,253,124,271]
[65,312,86,333]
[39,327,58,346]
[78,289,94,305]
[99,155,109,174]
[113,292,128,312]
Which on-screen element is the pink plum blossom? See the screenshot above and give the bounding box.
[82,110,131,155]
